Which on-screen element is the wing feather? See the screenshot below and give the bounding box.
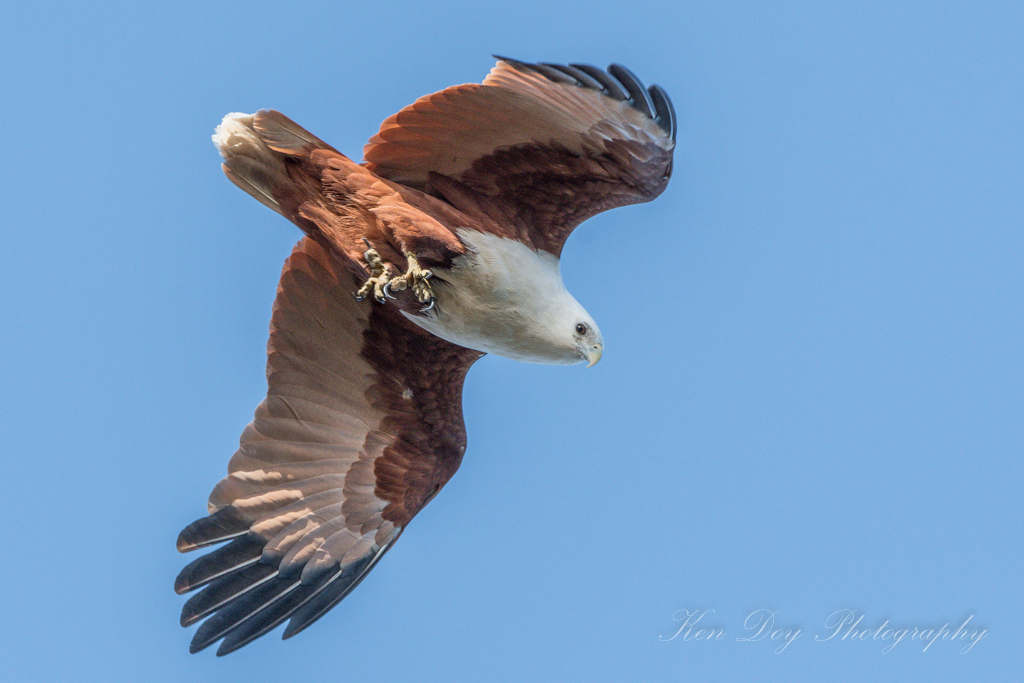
[176,507,250,552]
[363,58,676,255]
[176,238,481,654]
[281,537,395,640]
[180,564,279,627]
[174,536,265,594]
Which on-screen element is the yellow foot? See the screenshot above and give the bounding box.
[355,240,392,303]
[383,253,436,312]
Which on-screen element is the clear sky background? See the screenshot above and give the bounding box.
[1,1,1020,681]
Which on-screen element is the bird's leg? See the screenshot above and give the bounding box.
[384,252,435,312]
[355,239,392,303]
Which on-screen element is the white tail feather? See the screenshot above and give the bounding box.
[213,113,262,159]
[213,112,287,214]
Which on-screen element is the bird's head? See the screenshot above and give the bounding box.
[572,319,604,367]
[410,229,605,367]
[532,294,603,367]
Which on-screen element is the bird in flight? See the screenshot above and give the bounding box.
[175,57,676,655]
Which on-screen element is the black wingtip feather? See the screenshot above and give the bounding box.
[526,62,578,85]
[491,56,675,133]
[647,84,677,140]
[493,57,672,136]
[214,568,343,656]
[494,56,573,85]
[492,54,530,71]
[177,507,249,552]
[568,63,628,101]
[283,537,397,639]
[174,536,264,595]
[180,563,279,627]
[541,63,604,91]
[182,537,399,654]
[190,576,302,653]
[607,64,655,119]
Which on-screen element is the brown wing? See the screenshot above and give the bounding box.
[363,58,676,256]
[175,237,481,655]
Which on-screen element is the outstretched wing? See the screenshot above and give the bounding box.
[363,58,676,256]
[175,238,481,655]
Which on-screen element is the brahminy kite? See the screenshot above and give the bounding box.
[175,57,676,655]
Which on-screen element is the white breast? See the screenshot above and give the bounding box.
[403,229,594,365]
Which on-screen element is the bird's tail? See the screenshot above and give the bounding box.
[212,110,336,217]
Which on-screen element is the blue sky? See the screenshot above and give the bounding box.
[1,1,1020,680]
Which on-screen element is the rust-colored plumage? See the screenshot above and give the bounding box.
[177,57,675,654]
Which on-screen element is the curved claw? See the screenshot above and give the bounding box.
[419,298,436,313]
[353,293,366,301]
[382,282,396,299]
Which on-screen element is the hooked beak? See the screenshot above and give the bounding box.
[585,344,603,368]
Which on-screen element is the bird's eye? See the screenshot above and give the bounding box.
[575,323,588,335]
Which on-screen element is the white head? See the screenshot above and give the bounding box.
[516,290,604,366]
[406,230,605,367]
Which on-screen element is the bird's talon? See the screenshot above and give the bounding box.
[420,298,436,313]
[383,252,435,309]
[355,241,392,304]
